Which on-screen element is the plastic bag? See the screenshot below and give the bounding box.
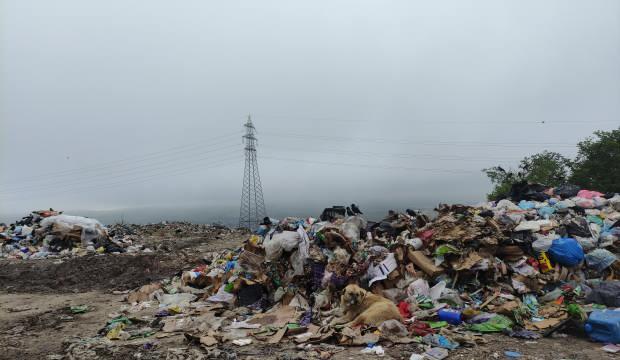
[157,293,197,308]
[514,220,554,232]
[39,215,107,246]
[575,236,597,251]
[600,231,619,247]
[555,199,576,209]
[554,184,580,199]
[585,281,620,307]
[609,194,620,211]
[532,238,553,253]
[407,279,430,298]
[264,231,300,260]
[575,198,596,209]
[340,216,366,245]
[577,190,604,199]
[496,199,521,211]
[538,206,555,219]
[589,223,601,240]
[586,215,604,226]
[548,237,584,267]
[565,218,591,238]
[593,197,609,208]
[468,315,513,332]
[585,249,617,272]
[379,319,409,337]
[518,200,536,210]
[207,284,235,304]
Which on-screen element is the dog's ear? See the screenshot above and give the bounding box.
[357,287,367,301]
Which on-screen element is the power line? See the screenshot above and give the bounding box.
[0,151,243,197]
[5,131,243,183]
[260,145,524,162]
[259,115,617,125]
[1,144,242,193]
[261,156,480,174]
[260,132,577,148]
[4,158,240,202]
[0,154,243,200]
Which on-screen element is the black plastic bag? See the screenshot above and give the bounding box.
[555,184,580,199]
[585,281,620,307]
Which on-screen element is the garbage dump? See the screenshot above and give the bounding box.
[62,190,620,357]
[0,214,242,260]
[106,221,231,254]
[1,210,128,259]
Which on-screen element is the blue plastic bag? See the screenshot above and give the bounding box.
[538,206,555,218]
[548,237,584,267]
[518,200,536,210]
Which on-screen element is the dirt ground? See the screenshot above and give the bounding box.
[0,230,616,360]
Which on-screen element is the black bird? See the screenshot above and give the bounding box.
[346,207,354,216]
[406,209,416,217]
[351,204,363,215]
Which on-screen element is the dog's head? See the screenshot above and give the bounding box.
[342,284,367,307]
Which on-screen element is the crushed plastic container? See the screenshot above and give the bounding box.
[584,309,620,343]
[438,308,462,325]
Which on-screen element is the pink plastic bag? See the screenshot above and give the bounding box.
[577,190,604,199]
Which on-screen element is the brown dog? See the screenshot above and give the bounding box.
[330,284,402,327]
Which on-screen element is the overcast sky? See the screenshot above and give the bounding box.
[1,1,619,224]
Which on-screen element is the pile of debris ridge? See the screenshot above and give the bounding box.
[71,187,620,358]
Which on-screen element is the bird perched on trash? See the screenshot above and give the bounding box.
[351,204,363,215]
[406,209,417,217]
[346,207,354,216]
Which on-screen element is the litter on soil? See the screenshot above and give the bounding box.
[44,186,620,359]
[0,212,245,260]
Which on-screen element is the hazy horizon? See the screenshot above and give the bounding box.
[2,1,619,224]
[1,199,444,225]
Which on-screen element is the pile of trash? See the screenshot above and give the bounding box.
[80,187,620,357]
[0,210,146,259]
[108,222,228,239]
[106,221,243,254]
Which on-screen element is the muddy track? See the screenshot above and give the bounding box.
[0,254,190,293]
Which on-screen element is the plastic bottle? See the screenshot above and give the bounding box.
[584,309,620,343]
[438,308,462,325]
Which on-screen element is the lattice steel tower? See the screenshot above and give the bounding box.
[239,115,267,229]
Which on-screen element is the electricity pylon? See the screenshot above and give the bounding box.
[238,115,267,229]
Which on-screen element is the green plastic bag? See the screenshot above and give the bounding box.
[426,321,448,329]
[435,245,460,256]
[70,305,89,314]
[468,315,513,332]
[107,316,131,328]
[586,215,603,226]
[567,303,586,321]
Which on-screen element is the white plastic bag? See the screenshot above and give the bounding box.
[264,231,300,260]
[514,220,554,232]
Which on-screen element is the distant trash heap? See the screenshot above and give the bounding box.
[80,185,620,356]
[0,210,155,259]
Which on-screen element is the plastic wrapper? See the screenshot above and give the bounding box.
[585,249,617,272]
[532,238,553,253]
